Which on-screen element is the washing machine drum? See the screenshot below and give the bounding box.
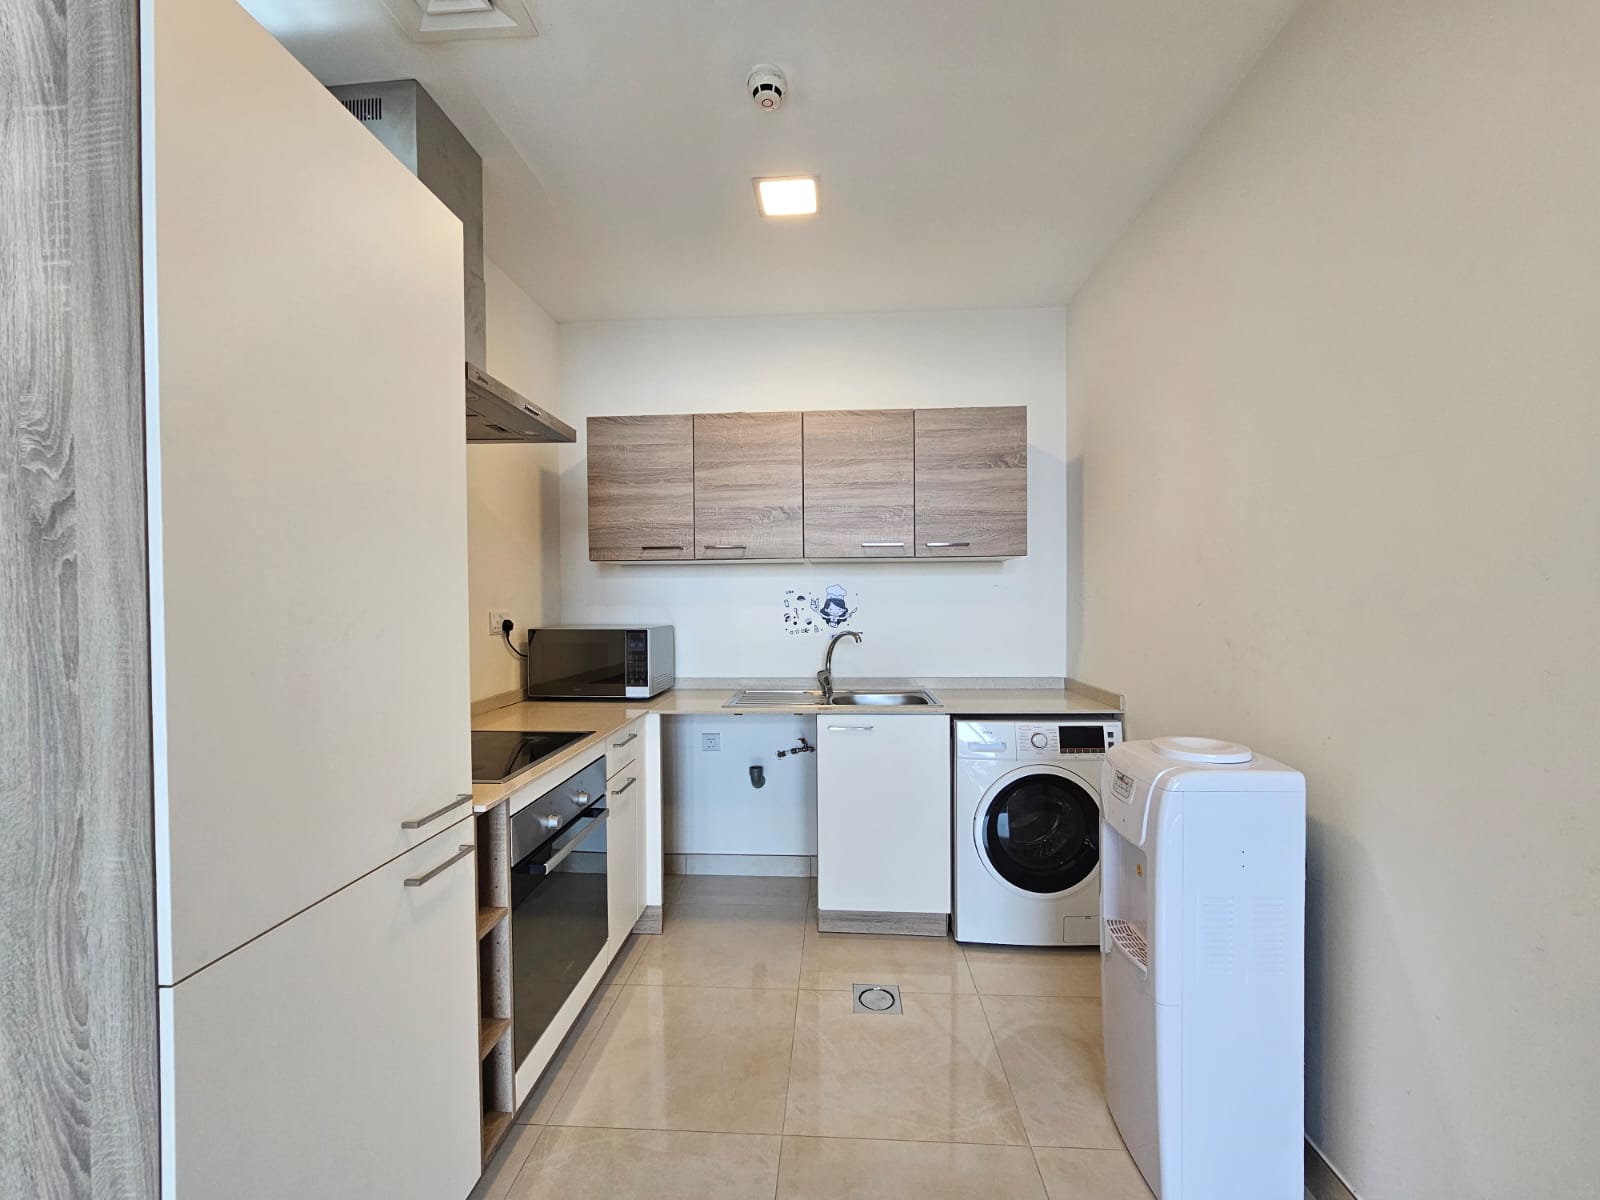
[981,771,1099,895]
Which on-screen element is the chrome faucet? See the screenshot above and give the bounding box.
[817,630,862,702]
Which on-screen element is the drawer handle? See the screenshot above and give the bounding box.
[641,545,683,551]
[400,792,473,830]
[613,776,637,794]
[702,544,747,551]
[859,541,905,548]
[404,843,474,888]
[924,541,971,549]
[612,732,638,748]
[826,725,875,733]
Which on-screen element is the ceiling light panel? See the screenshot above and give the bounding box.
[754,176,818,217]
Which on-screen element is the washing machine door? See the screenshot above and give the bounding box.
[978,765,1100,895]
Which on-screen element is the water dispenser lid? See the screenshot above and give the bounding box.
[1152,736,1253,764]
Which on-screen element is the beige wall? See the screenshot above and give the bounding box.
[1065,2,1600,1197]
[466,260,563,702]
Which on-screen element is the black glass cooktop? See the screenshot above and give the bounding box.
[471,730,591,784]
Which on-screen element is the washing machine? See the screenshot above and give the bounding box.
[952,718,1123,946]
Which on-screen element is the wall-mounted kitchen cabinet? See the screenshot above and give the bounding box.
[803,409,916,558]
[693,412,804,559]
[914,406,1028,557]
[585,405,1027,562]
[587,415,695,560]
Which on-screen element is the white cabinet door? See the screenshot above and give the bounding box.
[606,726,644,954]
[160,823,481,1200]
[817,716,952,915]
[148,0,471,983]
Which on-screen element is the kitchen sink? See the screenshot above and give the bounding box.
[828,690,940,706]
[723,688,941,708]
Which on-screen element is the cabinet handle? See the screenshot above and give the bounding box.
[612,732,638,748]
[404,843,474,888]
[859,541,905,548]
[924,541,971,549]
[826,725,875,733]
[400,792,473,830]
[641,545,683,551]
[702,544,747,551]
[614,776,637,794]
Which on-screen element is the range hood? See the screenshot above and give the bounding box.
[328,79,575,445]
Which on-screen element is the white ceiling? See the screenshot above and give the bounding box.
[244,0,1301,322]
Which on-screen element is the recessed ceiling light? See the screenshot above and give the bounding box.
[754,176,818,217]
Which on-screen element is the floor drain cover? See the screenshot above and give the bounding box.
[852,983,903,1014]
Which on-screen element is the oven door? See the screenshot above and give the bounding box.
[509,805,610,1066]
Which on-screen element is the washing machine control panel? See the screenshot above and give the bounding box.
[1017,721,1123,759]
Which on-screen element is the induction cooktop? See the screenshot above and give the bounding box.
[471,729,591,784]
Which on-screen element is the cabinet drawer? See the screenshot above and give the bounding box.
[161,823,481,1200]
[605,721,642,780]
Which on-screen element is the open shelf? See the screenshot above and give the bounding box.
[481,1110,514,1160]
[476,906,508,940]
[479,1015,511,1060]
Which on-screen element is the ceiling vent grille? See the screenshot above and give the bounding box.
[340,97,383,123]
[378,0,537,42]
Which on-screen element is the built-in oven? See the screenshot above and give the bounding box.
[508,756,609,1068]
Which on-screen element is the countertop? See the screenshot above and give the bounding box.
[468,679,1123,810]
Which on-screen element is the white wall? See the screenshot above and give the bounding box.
[465,260,563,701]
[1064,2,1600,1197]
[557,309,1067,680]
[662,715,818,857]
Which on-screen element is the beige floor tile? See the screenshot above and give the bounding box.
[1032,1147,1154,1199]
[468,1123,543,1200]
[960,945,1101,998]
[518,985,622,1124]
[551,985,797,1134]
[980,995,1123,1149]
[777,1135,1047,1199]
[799,926,976,994]
[665,873,812,913]
[507,1127,781,1200]
[784,990,1027,1145]
[628,907,804,989]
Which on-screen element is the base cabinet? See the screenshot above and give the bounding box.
[606,720,647,955]
[816,715,952,918]
[160,824,481,1200]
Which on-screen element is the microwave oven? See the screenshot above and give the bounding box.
[523,625,675,700]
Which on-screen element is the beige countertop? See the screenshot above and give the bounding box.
[468,679,1123,809]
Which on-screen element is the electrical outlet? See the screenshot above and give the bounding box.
[488,610,512,636]
[701,732,721,752]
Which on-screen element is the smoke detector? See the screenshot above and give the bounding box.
[747,65,787,111]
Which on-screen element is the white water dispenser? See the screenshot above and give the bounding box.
[1100,737,1306,1199]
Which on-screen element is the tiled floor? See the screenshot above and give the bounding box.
[471,875,1155,1200]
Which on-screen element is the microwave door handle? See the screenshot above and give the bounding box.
[520,808,609,877]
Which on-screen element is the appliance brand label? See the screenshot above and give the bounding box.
[1112,770,1135,803]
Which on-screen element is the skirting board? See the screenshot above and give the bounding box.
[632,906,662,935]
[817,910,949,937]
[664,853,816,878]
[1306,1140,1358,1200]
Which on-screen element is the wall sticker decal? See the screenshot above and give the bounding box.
[782,584,861,636]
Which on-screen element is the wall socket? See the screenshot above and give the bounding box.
[488,610,512,636]
[700,732,721,752]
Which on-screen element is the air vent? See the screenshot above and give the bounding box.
[340,96,383,122]
[377,0,537,42]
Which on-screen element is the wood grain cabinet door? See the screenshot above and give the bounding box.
[914,406,1028,557]
[693,412,804,559]
[803,410,915,558]
[587,415,695,561]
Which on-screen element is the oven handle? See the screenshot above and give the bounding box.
[514,808,609,878]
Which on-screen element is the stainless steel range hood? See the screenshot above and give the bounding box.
[328,78,575,445]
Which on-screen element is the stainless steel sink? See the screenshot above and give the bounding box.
[723,688,940,708]
[829,690,940,706]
